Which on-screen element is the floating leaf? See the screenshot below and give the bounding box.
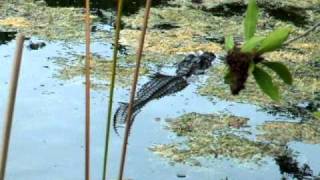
[253,66,280,101]
[241,36,264,53]
[257,27,291,53]
[244,0,258,41]
[262,61,293,85]
[225,35,235,52]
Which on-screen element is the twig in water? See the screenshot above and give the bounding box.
[102,0,124,179]
[118,0,152,179]
[0,34,25,180]
[284,21,320,45]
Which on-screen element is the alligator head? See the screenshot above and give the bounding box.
[176,51,216,77]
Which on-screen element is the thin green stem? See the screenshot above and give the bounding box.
[102,0,124,179]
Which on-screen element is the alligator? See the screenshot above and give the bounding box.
[113,52,216,135]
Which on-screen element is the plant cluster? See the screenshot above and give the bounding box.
[224,0,293,101]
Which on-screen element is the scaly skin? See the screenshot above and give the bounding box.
[113,52,216,135]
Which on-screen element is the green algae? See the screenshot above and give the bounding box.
[51,53,149,89]
[150,113,282,166]
[0,1,112,41]
[150,111,320,166]
[258,118,320,144]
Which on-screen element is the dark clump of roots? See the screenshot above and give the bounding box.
[225,49,252,95]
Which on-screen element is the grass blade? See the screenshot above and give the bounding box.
[102,0,124,179]
[244,0,258,41]
[225,35,235,52]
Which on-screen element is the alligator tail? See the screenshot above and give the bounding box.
[113,102,139,136]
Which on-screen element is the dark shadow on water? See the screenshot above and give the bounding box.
[44,0,170,15]
[0,32,17,45]
[275,150,316,180]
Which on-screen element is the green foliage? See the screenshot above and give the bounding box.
[225,35,235,52]
[257,27,291,53]
[244,0,258,41]
[241,36,264,53]
[262,61,293,85]
[223,0,293,101]
[252,66,280,102]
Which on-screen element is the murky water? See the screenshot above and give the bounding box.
[44,0,170,15]
[1,32,319,180]
[1,2,320,180]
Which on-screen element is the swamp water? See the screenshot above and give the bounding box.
[1,1,320,180]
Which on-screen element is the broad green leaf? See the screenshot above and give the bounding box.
[262,61,293,85]
[257,27,291,53]
[244,0,258,41]
[241,36,264,53]
[225,35,235,51]
[253,66,280,101]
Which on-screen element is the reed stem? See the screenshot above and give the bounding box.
[117,0,152,179]
[84,0,91,179]
[0,34,25,180]
[102,0,124,179]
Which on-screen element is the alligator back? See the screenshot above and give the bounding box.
[113,51,216,135]
[113,74,188,134]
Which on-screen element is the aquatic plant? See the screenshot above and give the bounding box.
[224,0,293,101]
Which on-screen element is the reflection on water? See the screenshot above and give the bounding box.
[0,32,16,45]
[44,0,170,15]
[275,151,314,179]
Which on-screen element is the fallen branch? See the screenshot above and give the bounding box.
[284,21,320,45]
